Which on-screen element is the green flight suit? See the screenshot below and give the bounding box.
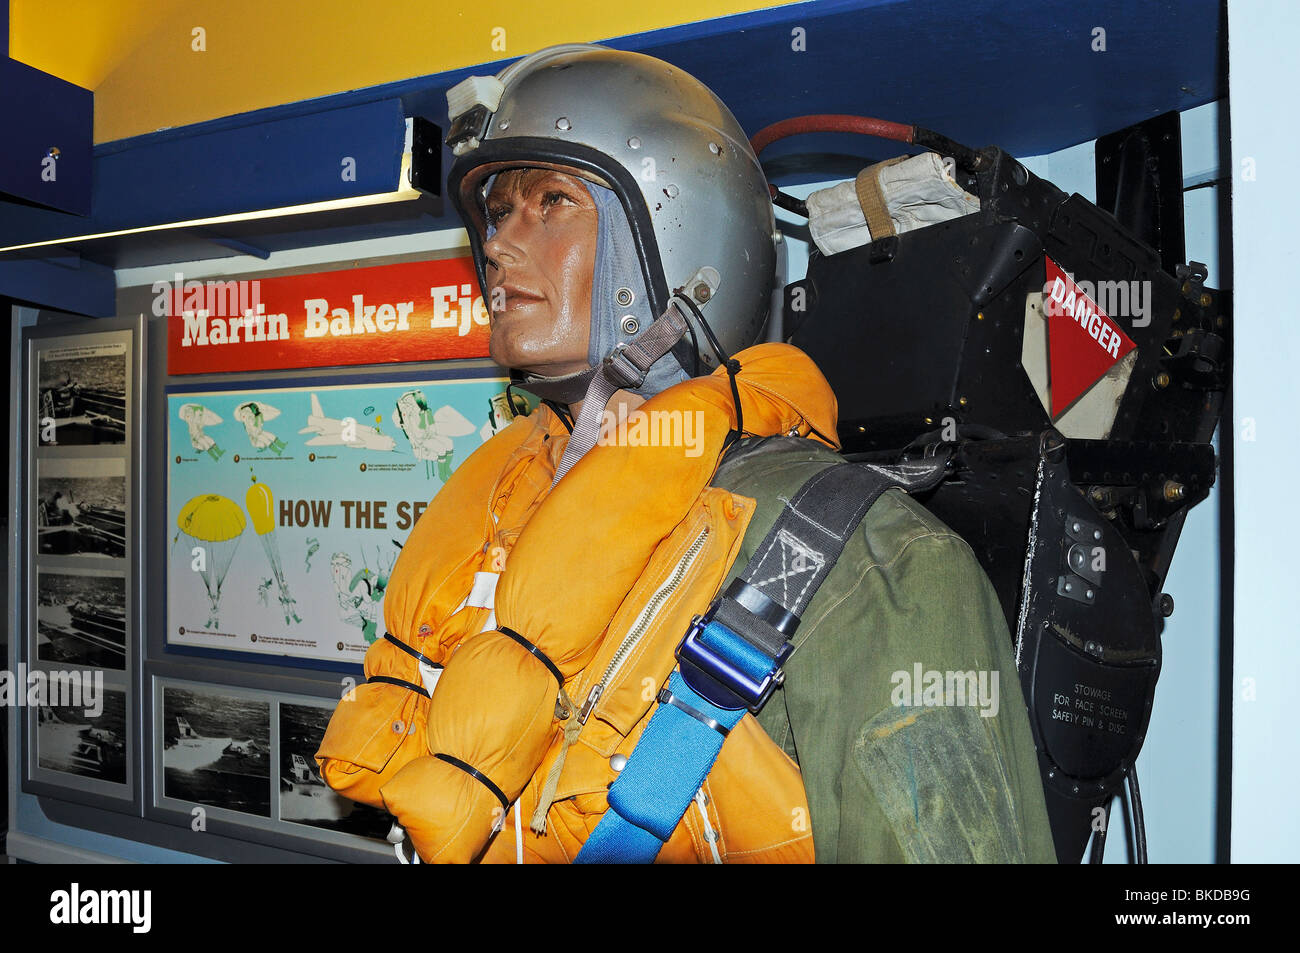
[712,436,1057,863]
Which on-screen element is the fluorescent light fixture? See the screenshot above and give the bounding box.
[0,119,425,254]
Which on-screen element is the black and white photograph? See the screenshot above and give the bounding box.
[279,702,390,838]
[36,341,129,446]
[36,690,129,785]
[36,569,127,670]
[162,685,271,817]
[36,457,127,559]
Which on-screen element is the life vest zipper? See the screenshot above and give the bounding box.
[577,528,710,725]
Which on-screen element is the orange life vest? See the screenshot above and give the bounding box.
[317,342,839,862]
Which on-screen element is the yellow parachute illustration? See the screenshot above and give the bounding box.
[246,471,300,625]
[176,494,246,629]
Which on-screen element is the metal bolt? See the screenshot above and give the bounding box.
[555,117,571,131]
[1163,480,1186,502]
[693,282,712,302]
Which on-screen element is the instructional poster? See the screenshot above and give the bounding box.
[166,373,519,662]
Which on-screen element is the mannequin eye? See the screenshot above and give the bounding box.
[541,190,574,209]
[485,204,510,227]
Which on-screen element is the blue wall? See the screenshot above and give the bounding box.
[1227,0,1300,863]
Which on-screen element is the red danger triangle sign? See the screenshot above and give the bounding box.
[1044,256,1136,418]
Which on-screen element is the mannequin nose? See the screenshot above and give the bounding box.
[484,219,527,268]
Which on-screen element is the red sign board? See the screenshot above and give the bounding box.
[164,258,491,374]
[1043,256,1137,418]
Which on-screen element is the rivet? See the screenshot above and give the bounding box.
[610,753,628,772]
[1064,582,1072,592]
[627,136,641,149]
[615,287,634,306]
[1093,529,1101,540]
[665,184,679,198]
[976,311,985,320]
[497,119,510,131]
[708,141,721,155]
[419,624,431,635]
[555,117,571,131]
[1071,522,1081,533]
[1200,292,1212,307]
[620,315,640,334]
[1086,589,1094,599]
[392,720,405,734]
[958,396,969,408]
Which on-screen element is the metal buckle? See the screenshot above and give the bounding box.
[675,601,791,714]
[604,343,648,389]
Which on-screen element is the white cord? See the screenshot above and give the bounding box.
[694,788,722,864]
[514,798,524,864]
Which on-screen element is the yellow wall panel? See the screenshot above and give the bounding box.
[9,0,794,143]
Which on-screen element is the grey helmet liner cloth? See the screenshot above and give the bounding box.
[484,172,690,401]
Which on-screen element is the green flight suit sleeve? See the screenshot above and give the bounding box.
[717,446,1056,863]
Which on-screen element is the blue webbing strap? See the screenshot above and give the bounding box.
[576,669,746,864]
[575,453,952,864]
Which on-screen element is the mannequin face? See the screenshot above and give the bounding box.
[482,169,596,377]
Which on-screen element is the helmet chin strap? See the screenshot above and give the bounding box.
[514,364,601,406]
[546,300,690,488]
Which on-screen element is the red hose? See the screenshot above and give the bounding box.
[749,115,916,157]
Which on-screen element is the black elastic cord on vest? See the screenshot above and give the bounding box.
[367,675,430,699]
[434,752,509,809]
[542,399,575,433]
[498,626,564,687]
[383,632,442,671]
[673,291,744,454]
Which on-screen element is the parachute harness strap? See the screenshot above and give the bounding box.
[549,300,690,488]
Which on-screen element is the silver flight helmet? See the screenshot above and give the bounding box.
[444,44,778,406]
